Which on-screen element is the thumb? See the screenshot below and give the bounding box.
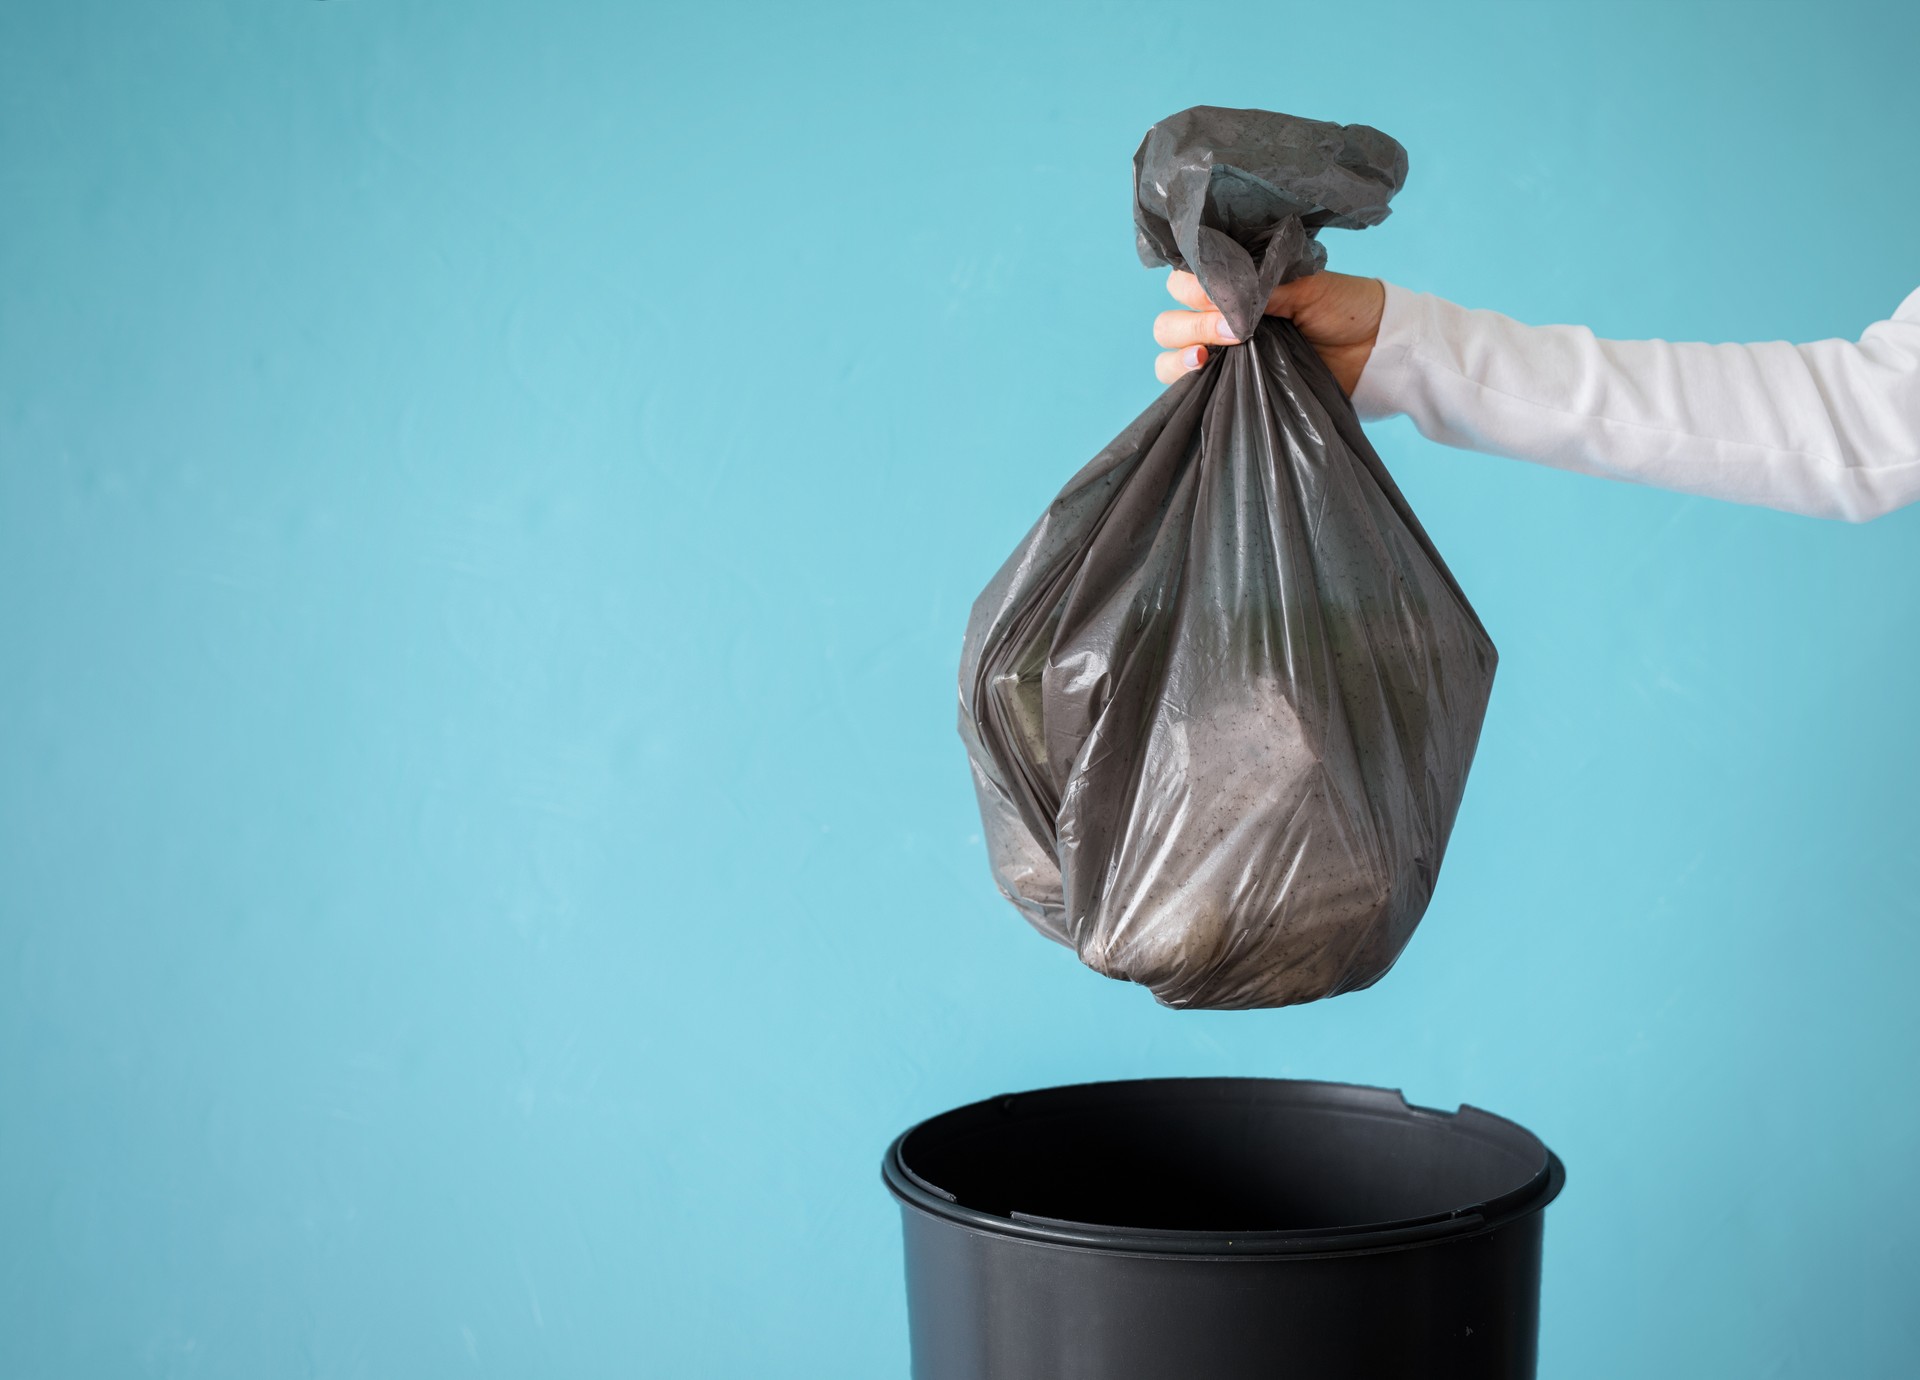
[1264,276,1317,321]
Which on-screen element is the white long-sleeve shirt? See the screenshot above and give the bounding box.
[1349,283,1920,522]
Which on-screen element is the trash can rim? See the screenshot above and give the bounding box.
[881,1076,1566,1258]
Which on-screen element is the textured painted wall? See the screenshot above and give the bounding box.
[3,2,1917,1375]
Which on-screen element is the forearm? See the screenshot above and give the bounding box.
[1352,284,1920,522]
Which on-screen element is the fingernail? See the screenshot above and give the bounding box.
[1183,346,1205,370]
[1214,315,1238,343]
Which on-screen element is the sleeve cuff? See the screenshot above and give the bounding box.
[1349,280,1423,422]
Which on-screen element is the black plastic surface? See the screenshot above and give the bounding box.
[958,107,1496,1011]
[885,1078,1564,1379]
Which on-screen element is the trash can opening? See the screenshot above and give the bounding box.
[895,1078,1555,1238]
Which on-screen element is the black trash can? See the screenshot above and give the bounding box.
[883,1077,1565,1380]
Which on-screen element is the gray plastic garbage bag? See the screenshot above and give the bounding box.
[958,107,1496,1010]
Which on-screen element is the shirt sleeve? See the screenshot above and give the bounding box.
[1348,282,1920,522]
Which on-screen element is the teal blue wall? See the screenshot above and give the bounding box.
[4,2,1917,1375]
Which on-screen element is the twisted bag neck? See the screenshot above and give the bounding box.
[1132,107,1409,341]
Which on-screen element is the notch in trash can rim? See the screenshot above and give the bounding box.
[881,1077,1566,1258]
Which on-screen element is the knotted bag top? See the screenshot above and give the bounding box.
[1133,106,1409,341]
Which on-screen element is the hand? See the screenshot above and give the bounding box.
[1153,269,1385,395]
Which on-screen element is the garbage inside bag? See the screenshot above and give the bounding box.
[957,106,1496,1010]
